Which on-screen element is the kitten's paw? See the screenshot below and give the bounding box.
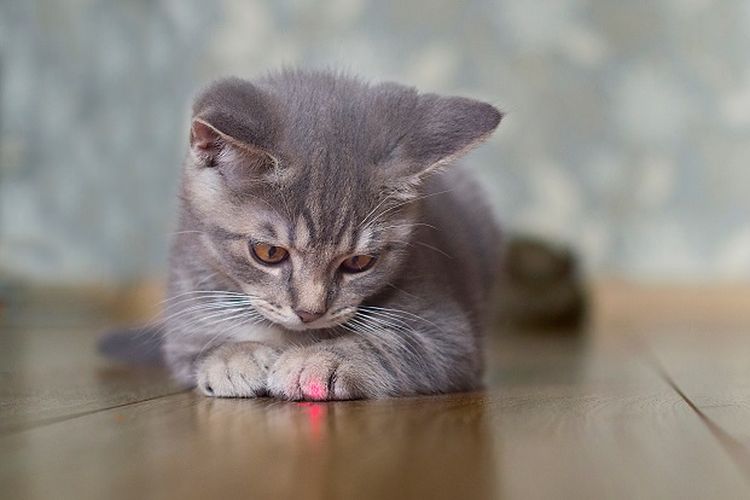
[267,348,378,401]
[196,342,280,398]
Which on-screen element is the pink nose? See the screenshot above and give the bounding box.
[295,309,324,323]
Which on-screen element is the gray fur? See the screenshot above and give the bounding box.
[163,69,503,400]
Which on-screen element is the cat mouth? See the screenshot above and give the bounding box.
[286,311,357,332]
[253,303,357,332]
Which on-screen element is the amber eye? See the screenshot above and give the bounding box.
[250,242,289,265]
[340,254,376,273]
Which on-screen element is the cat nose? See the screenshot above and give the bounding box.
[295,309,324,323]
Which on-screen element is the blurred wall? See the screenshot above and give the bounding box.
[1,0,749,285]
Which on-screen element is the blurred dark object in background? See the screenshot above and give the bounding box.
[497,235,587,329]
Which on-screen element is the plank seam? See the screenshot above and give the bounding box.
[635,334,750,484]
[0,389,190,436]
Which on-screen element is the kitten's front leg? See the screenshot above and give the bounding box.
[267,337,397,401]
[196,341,280,397]
[267,312,479,401]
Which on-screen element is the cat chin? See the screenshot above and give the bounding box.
[278,318,348,332]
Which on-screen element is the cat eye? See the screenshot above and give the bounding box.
[340,254,377,273]
[250,242,289,265]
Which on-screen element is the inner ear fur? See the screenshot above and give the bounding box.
[189,118,277,171]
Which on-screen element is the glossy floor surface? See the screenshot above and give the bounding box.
[2,284,750,499]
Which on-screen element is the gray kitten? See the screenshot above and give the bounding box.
[164,69,503,400]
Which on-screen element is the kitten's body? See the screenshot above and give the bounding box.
[163,70,503,400]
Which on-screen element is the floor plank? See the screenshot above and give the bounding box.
[642,326,750,478]
[487,333,749,499]
[0,325,182,434]
[1,324,748,499]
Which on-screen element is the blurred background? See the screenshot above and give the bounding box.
[1,0,749,300]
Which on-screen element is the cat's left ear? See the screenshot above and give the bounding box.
[386,94,502,187]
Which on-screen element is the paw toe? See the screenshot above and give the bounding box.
[196,343,274,398]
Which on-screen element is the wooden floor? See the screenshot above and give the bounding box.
[2,282,750,499]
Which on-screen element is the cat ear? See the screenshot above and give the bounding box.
[188,78,281,191]
[189,119,224,160]
[385,94,502,191]
[188,116,279,194]
[189,116,274,165]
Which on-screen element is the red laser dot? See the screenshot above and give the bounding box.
[305,381,327,400]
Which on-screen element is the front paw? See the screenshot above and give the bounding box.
[196,342,280,398]
[267,347,386,401]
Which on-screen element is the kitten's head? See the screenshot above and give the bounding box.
[182,70,501,331]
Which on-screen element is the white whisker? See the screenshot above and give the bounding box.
[362,188,455,231]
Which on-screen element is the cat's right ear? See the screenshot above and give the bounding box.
[189,116,276,170]
[189,119,224,164]
[188,117,278,192]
